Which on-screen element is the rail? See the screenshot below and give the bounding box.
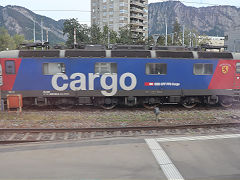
[0,122,239,144]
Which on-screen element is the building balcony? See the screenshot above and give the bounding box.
[131,28,144,33]
[130,20,144,26]
[130,14,144,20]
[130,0,145,8]
[130,7,143,13]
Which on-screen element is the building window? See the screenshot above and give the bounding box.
[120,9,127,14]
[146,63,167,75]
[5,60,16,74]
[95,63,117,74]
[194,63,213,75]
[43,63,66,75]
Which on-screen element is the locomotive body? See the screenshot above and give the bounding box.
[1,49,240,109]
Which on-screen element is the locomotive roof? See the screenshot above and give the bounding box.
[0,50,240,60]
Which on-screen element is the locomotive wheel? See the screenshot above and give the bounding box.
[99,98,117,110]
[143,103,158,109]
[182,97,197,109]
[182,102,197,109]
[100,103,117,110]
[219,97,233,108]
[55,98,75,110]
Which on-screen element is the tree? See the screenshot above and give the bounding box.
[89,24,102,44]
[183,28,199,47]
[146,36,154,46]
[117,25,134,44]
[172,19,182,46]
[63,18,90,47]
[157,35,165,46]
[102,25,118,46]
[13,34,25,49]
[0,27,16,51]
[134,34,146,45]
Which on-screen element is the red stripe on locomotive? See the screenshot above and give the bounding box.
[1,58,22,91]
[209,60,236,90]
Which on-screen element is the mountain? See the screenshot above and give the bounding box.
[149,1,240,36]
[0,5,66,44]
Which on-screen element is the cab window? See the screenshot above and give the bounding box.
[236,63,240,73]
[5,60,16,74]
[194,63,213,75]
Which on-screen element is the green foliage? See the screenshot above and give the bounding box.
[13,34,25,48]
[102,25,118,45]
[117,25,134,45]
[0,27,16,51]
[63,20,146,47]
[89,24,102,44]
[172,20,182,46]
[146,36,154,46]
[63,18,90,47]
[183,28,199,47]
[134,34,146,45]
[157,35,165,46]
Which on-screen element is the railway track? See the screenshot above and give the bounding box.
[0,123,240,144]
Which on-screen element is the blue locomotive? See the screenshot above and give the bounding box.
[1,48,240,109]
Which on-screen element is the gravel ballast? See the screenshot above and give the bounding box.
[1,105,240,128]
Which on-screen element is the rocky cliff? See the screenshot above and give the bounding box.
[149,1,240,36]
[0,5,66,44]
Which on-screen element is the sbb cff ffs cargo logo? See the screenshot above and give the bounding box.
[51,72,137,96]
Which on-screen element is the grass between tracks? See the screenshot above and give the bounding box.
[0,106,238,128]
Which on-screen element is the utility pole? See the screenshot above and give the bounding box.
[33,20,36,43]
[41,19,44,50]
[46,29,49,50]
[165,18,168,46]
[33,20,36,50]
[107,0,110,49]
[189,31,192,47]
[46,29,49,42]
[182,25,185,47]
[74,28,77,49]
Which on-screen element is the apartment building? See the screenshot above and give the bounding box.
[91,0,148,39]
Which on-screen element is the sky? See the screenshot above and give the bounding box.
[0,0,240,25]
